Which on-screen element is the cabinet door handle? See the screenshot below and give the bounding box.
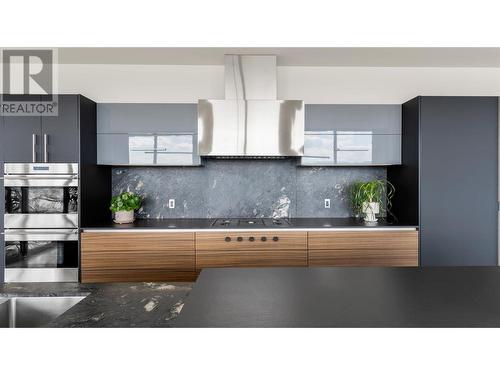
[32,134,37,162]
[43,134,48,162]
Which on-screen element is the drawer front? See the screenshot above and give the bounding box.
[81,232,195,271]
[308,231,418,267]
[196,231,307,268]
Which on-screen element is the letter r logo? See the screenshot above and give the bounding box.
[2,49,53,95]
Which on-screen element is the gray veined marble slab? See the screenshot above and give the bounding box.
[296,166,385,218]
[0,282,194,328]
[112,159,386,219]
[203,159,296,218]
[113,166,209,219]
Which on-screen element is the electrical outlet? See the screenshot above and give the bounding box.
[168,199,175,209]
[324,199,331,209]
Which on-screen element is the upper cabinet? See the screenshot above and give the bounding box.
[1,94,80,163]
[300,105,402,166]
[40,95,79,162]
[97,104,201,166]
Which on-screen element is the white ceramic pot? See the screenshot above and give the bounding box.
[114,210,135,224]
[362,202,380,222]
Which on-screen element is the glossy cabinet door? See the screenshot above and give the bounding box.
[302,131,401,166]
[1,95,42,162]
[97,133,200,165]
[301,105,401,166]
[40,95,79,162]
[97,103,201,166]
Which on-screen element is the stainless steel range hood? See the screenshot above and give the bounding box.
[198,55,304,157]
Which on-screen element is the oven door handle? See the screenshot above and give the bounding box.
[3,175,78,179]
[3,175,79,187]
[32,134,37,163]
[4,229,79,241]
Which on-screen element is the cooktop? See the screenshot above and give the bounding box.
[211,218,292,228]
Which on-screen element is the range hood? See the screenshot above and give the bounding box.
[198,55,304,157]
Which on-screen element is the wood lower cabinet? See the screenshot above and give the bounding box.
[81,232,197,282]
[308,230,418,267]
[80,229,419,282]
[196,231,308,268]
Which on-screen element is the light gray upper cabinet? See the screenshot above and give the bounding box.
[97,103,201,166]
[300,105,402,166]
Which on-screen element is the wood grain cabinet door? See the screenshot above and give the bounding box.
[196,232,307,268]
[81,232,196,282]
[308,230,418,267]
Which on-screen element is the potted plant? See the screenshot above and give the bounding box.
[349,179,395,222]
[110,192,142,224]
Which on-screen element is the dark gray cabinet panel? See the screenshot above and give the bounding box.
[387,98,420,225]
[2,95,42,162]
[301,104,401,166]
[420,97,498,266]
[1,95,80,163]
[2,116,41,162]
[41,95,79,162]
[389,96,498,266]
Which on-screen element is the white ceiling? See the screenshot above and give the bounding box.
[57,47,500,67]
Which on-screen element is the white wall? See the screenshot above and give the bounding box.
[55,64,500,104]
[279,67,500,104]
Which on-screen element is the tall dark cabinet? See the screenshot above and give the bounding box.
[0,94,111,282]
[388,96,498,266]
[0,109,4,280]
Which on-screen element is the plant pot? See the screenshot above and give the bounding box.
[362,202,380,222]
[114,210,135,224]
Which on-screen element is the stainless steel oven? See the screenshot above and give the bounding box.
[3,163,79,282]
[4,229,79,282]
[4,163,78,229]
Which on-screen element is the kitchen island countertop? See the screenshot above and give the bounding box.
[173,267,500,327]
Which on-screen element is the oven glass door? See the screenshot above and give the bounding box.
[4,183,78,229]
[5,239,78,269]
[4,229,79,282]
[5,186,78,214]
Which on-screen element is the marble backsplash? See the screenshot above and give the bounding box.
[112,160,385,219]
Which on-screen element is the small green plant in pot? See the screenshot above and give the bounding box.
[349,179,395,222]
[110,192,142,224]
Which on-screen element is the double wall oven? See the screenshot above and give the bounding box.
[3,163,79,282]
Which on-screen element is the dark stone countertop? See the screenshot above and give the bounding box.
[0,282,193,327]
[82,217,417,231]
[173,267,500,327]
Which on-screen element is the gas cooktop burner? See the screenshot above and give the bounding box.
[212,218,292,228]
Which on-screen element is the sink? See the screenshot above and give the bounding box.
[0,296,86,328]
